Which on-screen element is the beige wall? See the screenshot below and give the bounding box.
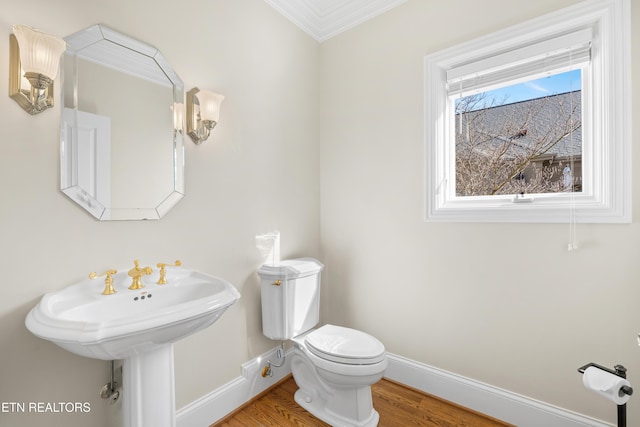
[2,0,639,426]
[0,0,319,426]
[319,0,640,424]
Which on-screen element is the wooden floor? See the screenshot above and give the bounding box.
[213,376,515,426]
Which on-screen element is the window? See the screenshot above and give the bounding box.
[454,70,582,198]
[424,0,631,223]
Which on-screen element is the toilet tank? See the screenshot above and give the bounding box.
[258,258,324,340]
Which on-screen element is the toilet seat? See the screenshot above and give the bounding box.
[304,324,386,365]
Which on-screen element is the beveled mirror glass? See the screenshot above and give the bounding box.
[60,24,184,220]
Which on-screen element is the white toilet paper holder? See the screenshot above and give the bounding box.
[578,362,633,427]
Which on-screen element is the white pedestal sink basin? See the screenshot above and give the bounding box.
[25,266,240,427]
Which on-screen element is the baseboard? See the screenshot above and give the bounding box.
[176,346,292,427]
[384,353,613,427]
[176,349,612,427]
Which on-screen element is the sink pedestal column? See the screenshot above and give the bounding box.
[122,344,176,427]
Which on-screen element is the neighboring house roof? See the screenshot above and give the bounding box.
[456,90,582,160]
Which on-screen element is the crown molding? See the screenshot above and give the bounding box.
[264,0,408,42]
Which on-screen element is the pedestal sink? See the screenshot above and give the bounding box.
[25,266,240,427]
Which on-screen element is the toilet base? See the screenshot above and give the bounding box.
[290,347,384,427]
[294,387,380,427]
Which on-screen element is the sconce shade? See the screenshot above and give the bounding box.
[195,90,225,123]
[186,87,225,144]
[12,24,66,84]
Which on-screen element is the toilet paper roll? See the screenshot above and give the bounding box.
[582,366,631,405]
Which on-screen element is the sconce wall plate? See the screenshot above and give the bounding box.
[9,34,55,115]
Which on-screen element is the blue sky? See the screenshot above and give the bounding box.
[479,69,581,107]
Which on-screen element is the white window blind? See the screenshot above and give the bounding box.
[446,28,592,97]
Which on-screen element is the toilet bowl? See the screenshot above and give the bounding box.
[290,325,387,427]
[258,258,387,427]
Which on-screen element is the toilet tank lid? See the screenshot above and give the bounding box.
[258,258,324,279]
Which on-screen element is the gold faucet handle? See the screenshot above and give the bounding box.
[156,260,182,284]
[89,269,118,295]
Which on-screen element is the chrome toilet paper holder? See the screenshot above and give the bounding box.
[578,362,633,427]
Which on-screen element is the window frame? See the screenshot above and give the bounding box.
[424,0,631,223]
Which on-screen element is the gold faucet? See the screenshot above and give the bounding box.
[89,270,118,295]
[156,260,182,284]
[128,260,153,290]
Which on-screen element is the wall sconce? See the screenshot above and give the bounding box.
[9,24,66,115]
[186,87,225,144]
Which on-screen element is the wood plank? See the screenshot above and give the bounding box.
[213,375,515,427]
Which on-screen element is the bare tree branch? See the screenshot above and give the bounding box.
[455,91,581,196]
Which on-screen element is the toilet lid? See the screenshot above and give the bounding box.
[305,324,386,365]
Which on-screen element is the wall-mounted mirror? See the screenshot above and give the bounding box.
[60,24,185,220]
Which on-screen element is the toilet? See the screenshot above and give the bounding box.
[258,258,387,427]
